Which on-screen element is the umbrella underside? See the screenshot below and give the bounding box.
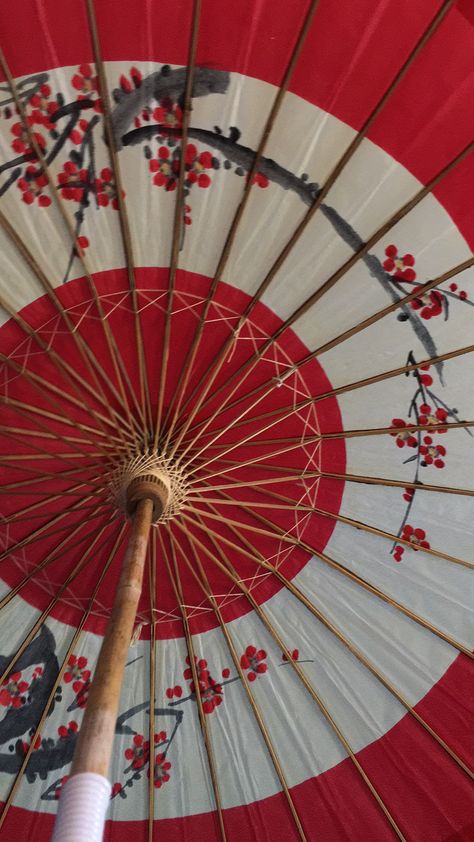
[0,1,472,839]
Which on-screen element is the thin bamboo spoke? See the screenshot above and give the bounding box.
[0,207,135,454]
[0,338,135,450]
[170,525,308,841]
[192,485,473,570]
[0,504,111,611]
[180,375,323,472]
[148,531,157,842]
[0,465,99,493]
[0,516,116,690]
[187,436,320,482]
[319,470,474,496]
[0,363,128,445]
[86,0,152,437]
[0,521,125,830]
[0,458,106,491]
[0,425,104,469]
[0,421,106,462]
[0,451,101,461]
[197,416,474,451]
[0,485,109,563]
[307,259,474,360]
[156,0,201,448]
[1,500,100,525]
[173,244,472,458]
[0,424,115,450]
[180,509,473,659]
[186,419,473,484]
[0,299,138,445]
[0,48,145,447]
[163,0,321,448]
[174,514,407,841]
[170,0,457,439]
[158,528,227,841]
[176,344,474,445]
[190,468,474,497]
[189,500,472,779]
[2,481,98,523]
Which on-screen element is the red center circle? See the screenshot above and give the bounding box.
[0,267,345,638]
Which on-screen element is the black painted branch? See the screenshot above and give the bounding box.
[111,66,231,148]
[123,123,442,374]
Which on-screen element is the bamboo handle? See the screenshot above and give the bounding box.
[71,497,154,778]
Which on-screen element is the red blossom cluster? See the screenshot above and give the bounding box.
[393,525,430,562]
[240,645,268,681]
[17,165,51,206]
[165,684,183,699]
[10,121,47,156]
[0,671,29,708]
[419,435,446,468]
[282,649,299,662]
[183,655,223,714]
[64,654,91,706]
[390,418,417,449]
[149,144,213,196]
[418,403,448,433]
[149,753,172,788]
[383,245,416,281]
[71,64,102,112]
[57,720,79,739]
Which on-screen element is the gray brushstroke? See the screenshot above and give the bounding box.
[123,122,444,376]
[111,67,230,148]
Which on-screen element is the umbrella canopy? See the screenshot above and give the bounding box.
[0,0,472,839]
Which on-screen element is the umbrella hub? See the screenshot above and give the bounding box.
[109,453,189,523]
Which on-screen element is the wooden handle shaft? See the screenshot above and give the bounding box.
[71,498,154,778]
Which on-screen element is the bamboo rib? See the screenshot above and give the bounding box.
[2,483,98,523]
[0,49,145,446]
[193,497,472,778]
[0,365,127,444]
[0,506,111,611]
[0,236,139,450]
[1,501,100,525]
[0,207,136,454]
[148,532,157,842]
[173,242,473,459]
[174,344,474,445]
[0,460,102,488]
[0,465,100,493]
[307,259,474,360]
[174,515,407,841]
[199,417,474,452]
[0,295,137,446]
[159,528,228,842]
[190,469,474,497]
[0,518,115,691]
[0,487,109,563]
[319,471,474,497]
[156,0,202,448]
[185,420,473,484]
[163,0,321,448]
[0,522,125,831]
[170,525,308,841]
[192,486,473,570]
[85,0,153,437]
[0,416,108,463]
[169,0,458,436]
[0,455,106,492]
[0,424,115,450]
[179,509,473,659]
